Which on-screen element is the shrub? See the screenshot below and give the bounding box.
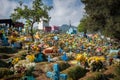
[0,54,10,59]
[58,61,70,71]
[114,76,120,80]
[0,68,13,78]
[62,66,87,80]
[114,64,120,76]
[0,60,8,67]
[86,72,106,80]
[0,46,17,53]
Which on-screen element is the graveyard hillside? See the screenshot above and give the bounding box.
[0,0,120,80]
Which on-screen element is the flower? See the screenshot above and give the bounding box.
[12,57,20,64]
[26,54,35,62]
[13,60,36,74]
[88,56,105,63]
[76,54,86,62]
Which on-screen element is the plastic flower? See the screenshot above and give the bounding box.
[88,56,105,63]
[13,60,36,73]
[12,57,20,65]
[26,54,35,62]
[76,54,86,62]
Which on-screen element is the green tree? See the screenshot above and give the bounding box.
[81,0,120,39]
[10,0,52,41]
[78,16,87,32]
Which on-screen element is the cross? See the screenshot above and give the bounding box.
[22,75,35,80]
[46,64,67,80]
[61,52,68,61]
[58,47,63,54]
[34,52,44,62]
[47,55,53,62]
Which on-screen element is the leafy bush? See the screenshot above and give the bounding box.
[86,72,105,80]
[0,60,8,67]
[114,64,120,76]
[62,66,87,80]
[0,68,13,78]
[114,76,120,80]
[0,46,17,53]
[58,61,70,71]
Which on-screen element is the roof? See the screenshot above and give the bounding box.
[0,19,12,24]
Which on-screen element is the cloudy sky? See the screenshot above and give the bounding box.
[0,0,85,26]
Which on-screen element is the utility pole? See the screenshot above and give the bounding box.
[69,20,71,28]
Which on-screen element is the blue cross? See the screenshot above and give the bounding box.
[46,64,67,80]
[58,48,63,54]
[61,53,68,61]
[22,75,35,80]
[34,52,44,62]
[47,55,53,62]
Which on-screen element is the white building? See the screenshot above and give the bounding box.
[38,18,49,30]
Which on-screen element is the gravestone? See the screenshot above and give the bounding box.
[46,64,67,80]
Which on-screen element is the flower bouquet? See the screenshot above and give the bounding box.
[13,60,36,76]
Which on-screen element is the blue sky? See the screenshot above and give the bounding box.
[0,0,85,26]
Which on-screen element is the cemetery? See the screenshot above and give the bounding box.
[0,26,120,80]
[0,0,120,80]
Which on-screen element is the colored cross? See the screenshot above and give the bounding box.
[61,53,68,61]
[22,75,35,80]
[47,55,53,62]
[34,52,44,62]
[46,64,67,80]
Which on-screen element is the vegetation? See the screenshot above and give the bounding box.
[78,16,87,33]
[0,60,8,68]
[62,66,87,80]
[10,0,52,41]
[58,62,70,71]
[79,0,120,39]
[86,72,105,80]
[0,68,13,78]
[114,64,120,76]
[0,46,17,53]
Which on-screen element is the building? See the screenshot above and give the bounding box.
[38,18,50,32]
[59,24,77,33]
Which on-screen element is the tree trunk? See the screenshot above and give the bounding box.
[30,23,34,41]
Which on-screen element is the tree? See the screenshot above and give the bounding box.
[80,0,120,39]
[78,16,87,32]
[10,0,52,41]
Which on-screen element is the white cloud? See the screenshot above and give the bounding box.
[49,0,85,27]
[0,0,32,19]
[0,0,18,19]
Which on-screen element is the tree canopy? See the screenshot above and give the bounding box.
[79,0,120,39]
[10,0,52,41]
[78,16,87,32]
